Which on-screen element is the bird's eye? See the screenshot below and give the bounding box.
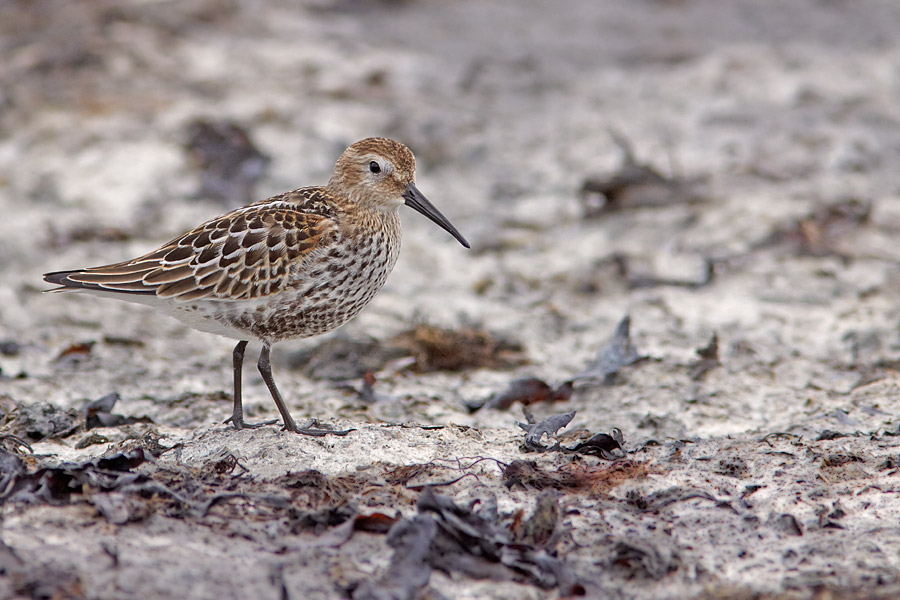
[369,161,381,174]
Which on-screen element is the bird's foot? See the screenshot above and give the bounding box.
[287,419,354,437]
[224,415,279,430]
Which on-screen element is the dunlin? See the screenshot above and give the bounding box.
[44,138,469,435]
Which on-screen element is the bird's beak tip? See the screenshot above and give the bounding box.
[403,183,470,249]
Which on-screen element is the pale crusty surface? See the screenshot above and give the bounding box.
[4,1,900,599]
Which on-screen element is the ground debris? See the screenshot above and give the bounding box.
[382,462,440,487]
[391,323,526,373]
[206,450,248,476]
[626,486,718,513]
[579,130,708,216]
[689,333,720,380]
[92,491,151,524]
[1,394,152,444]
[468,378,573,412]
[518,411,576,451]
[0,340,22,356]
[286,337,407,380]
[713,455,748,478]
[755,197,871,258]
[470,315,646,413]
[288,510,401,553]
[351,515,435,600]
[84,392,154,430]
[608,537,680,580]
[572,315,648,386]
[4,554,85,600]
[769,513,803,536]
[0,432,33,454]
[509,490,560,548]
[822,453,864,467]
[336,371,390,404]
[290,324,524,379]
[278,469,354,504]
[184,118,270,205]
[0,447,150,506]
[567,429,627,459]
[275,469,375,533]
[612,253,716,290]
[101,335,145,347]
[350,511,399,534]
[502,459,649,496]
[354,487,585,597]
[287,500,358,533]
[1,400,80,441]
[53,341,95,364]
[517,410,626,459]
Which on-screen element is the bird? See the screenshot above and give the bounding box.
[44,137,470,435]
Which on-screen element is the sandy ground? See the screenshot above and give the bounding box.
[4,0,900,598]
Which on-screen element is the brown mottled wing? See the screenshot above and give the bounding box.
[44,194,336,302]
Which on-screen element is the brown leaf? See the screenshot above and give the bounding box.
[391,323,525,373]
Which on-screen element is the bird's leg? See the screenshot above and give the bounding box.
[224,340,276,430]
[257,342,301,432]
[257,343,353,437]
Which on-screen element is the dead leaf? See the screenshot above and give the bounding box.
[391,323,525,372]
[469,378,573,412]
[54,341,95,362]
[517,411,577,452]
[572,316,647,385]
[689,333,720,380]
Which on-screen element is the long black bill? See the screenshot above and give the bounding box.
[402,182,470,249]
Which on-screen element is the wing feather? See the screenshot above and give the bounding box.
[43,187,339,302]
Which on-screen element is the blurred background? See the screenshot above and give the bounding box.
[4,0,900,436]
[6,2,900,598]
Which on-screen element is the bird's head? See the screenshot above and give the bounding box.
[329,137,469,248]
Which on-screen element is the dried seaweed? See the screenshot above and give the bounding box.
[626,487,717,513]
[357,487,585,596]
[502,460,650,496]
[509,490,560,547]
[572,315,647,385]
[517,411,576,452]
[770,513,803,536]
[351,516,435,600]
[516,410,627,460]
[469,315,645,413]
[184,118,270,205]
[755,198,871,259]
[84,392,154,429]
[392,323,526,373]
[0,448,150,506]
[0,433,33,454]
[2,400,80,441]
[468,378,573,412]
[290,325,524,380]
[567,429,627,459]
[53,341,95,363]
[0,340,21,356]
[609,538,681,580]
[689,333,720,380]
[579,130,707,216]
[287,337,407,380]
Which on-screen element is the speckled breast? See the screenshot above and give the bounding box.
[221,221,401,342]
